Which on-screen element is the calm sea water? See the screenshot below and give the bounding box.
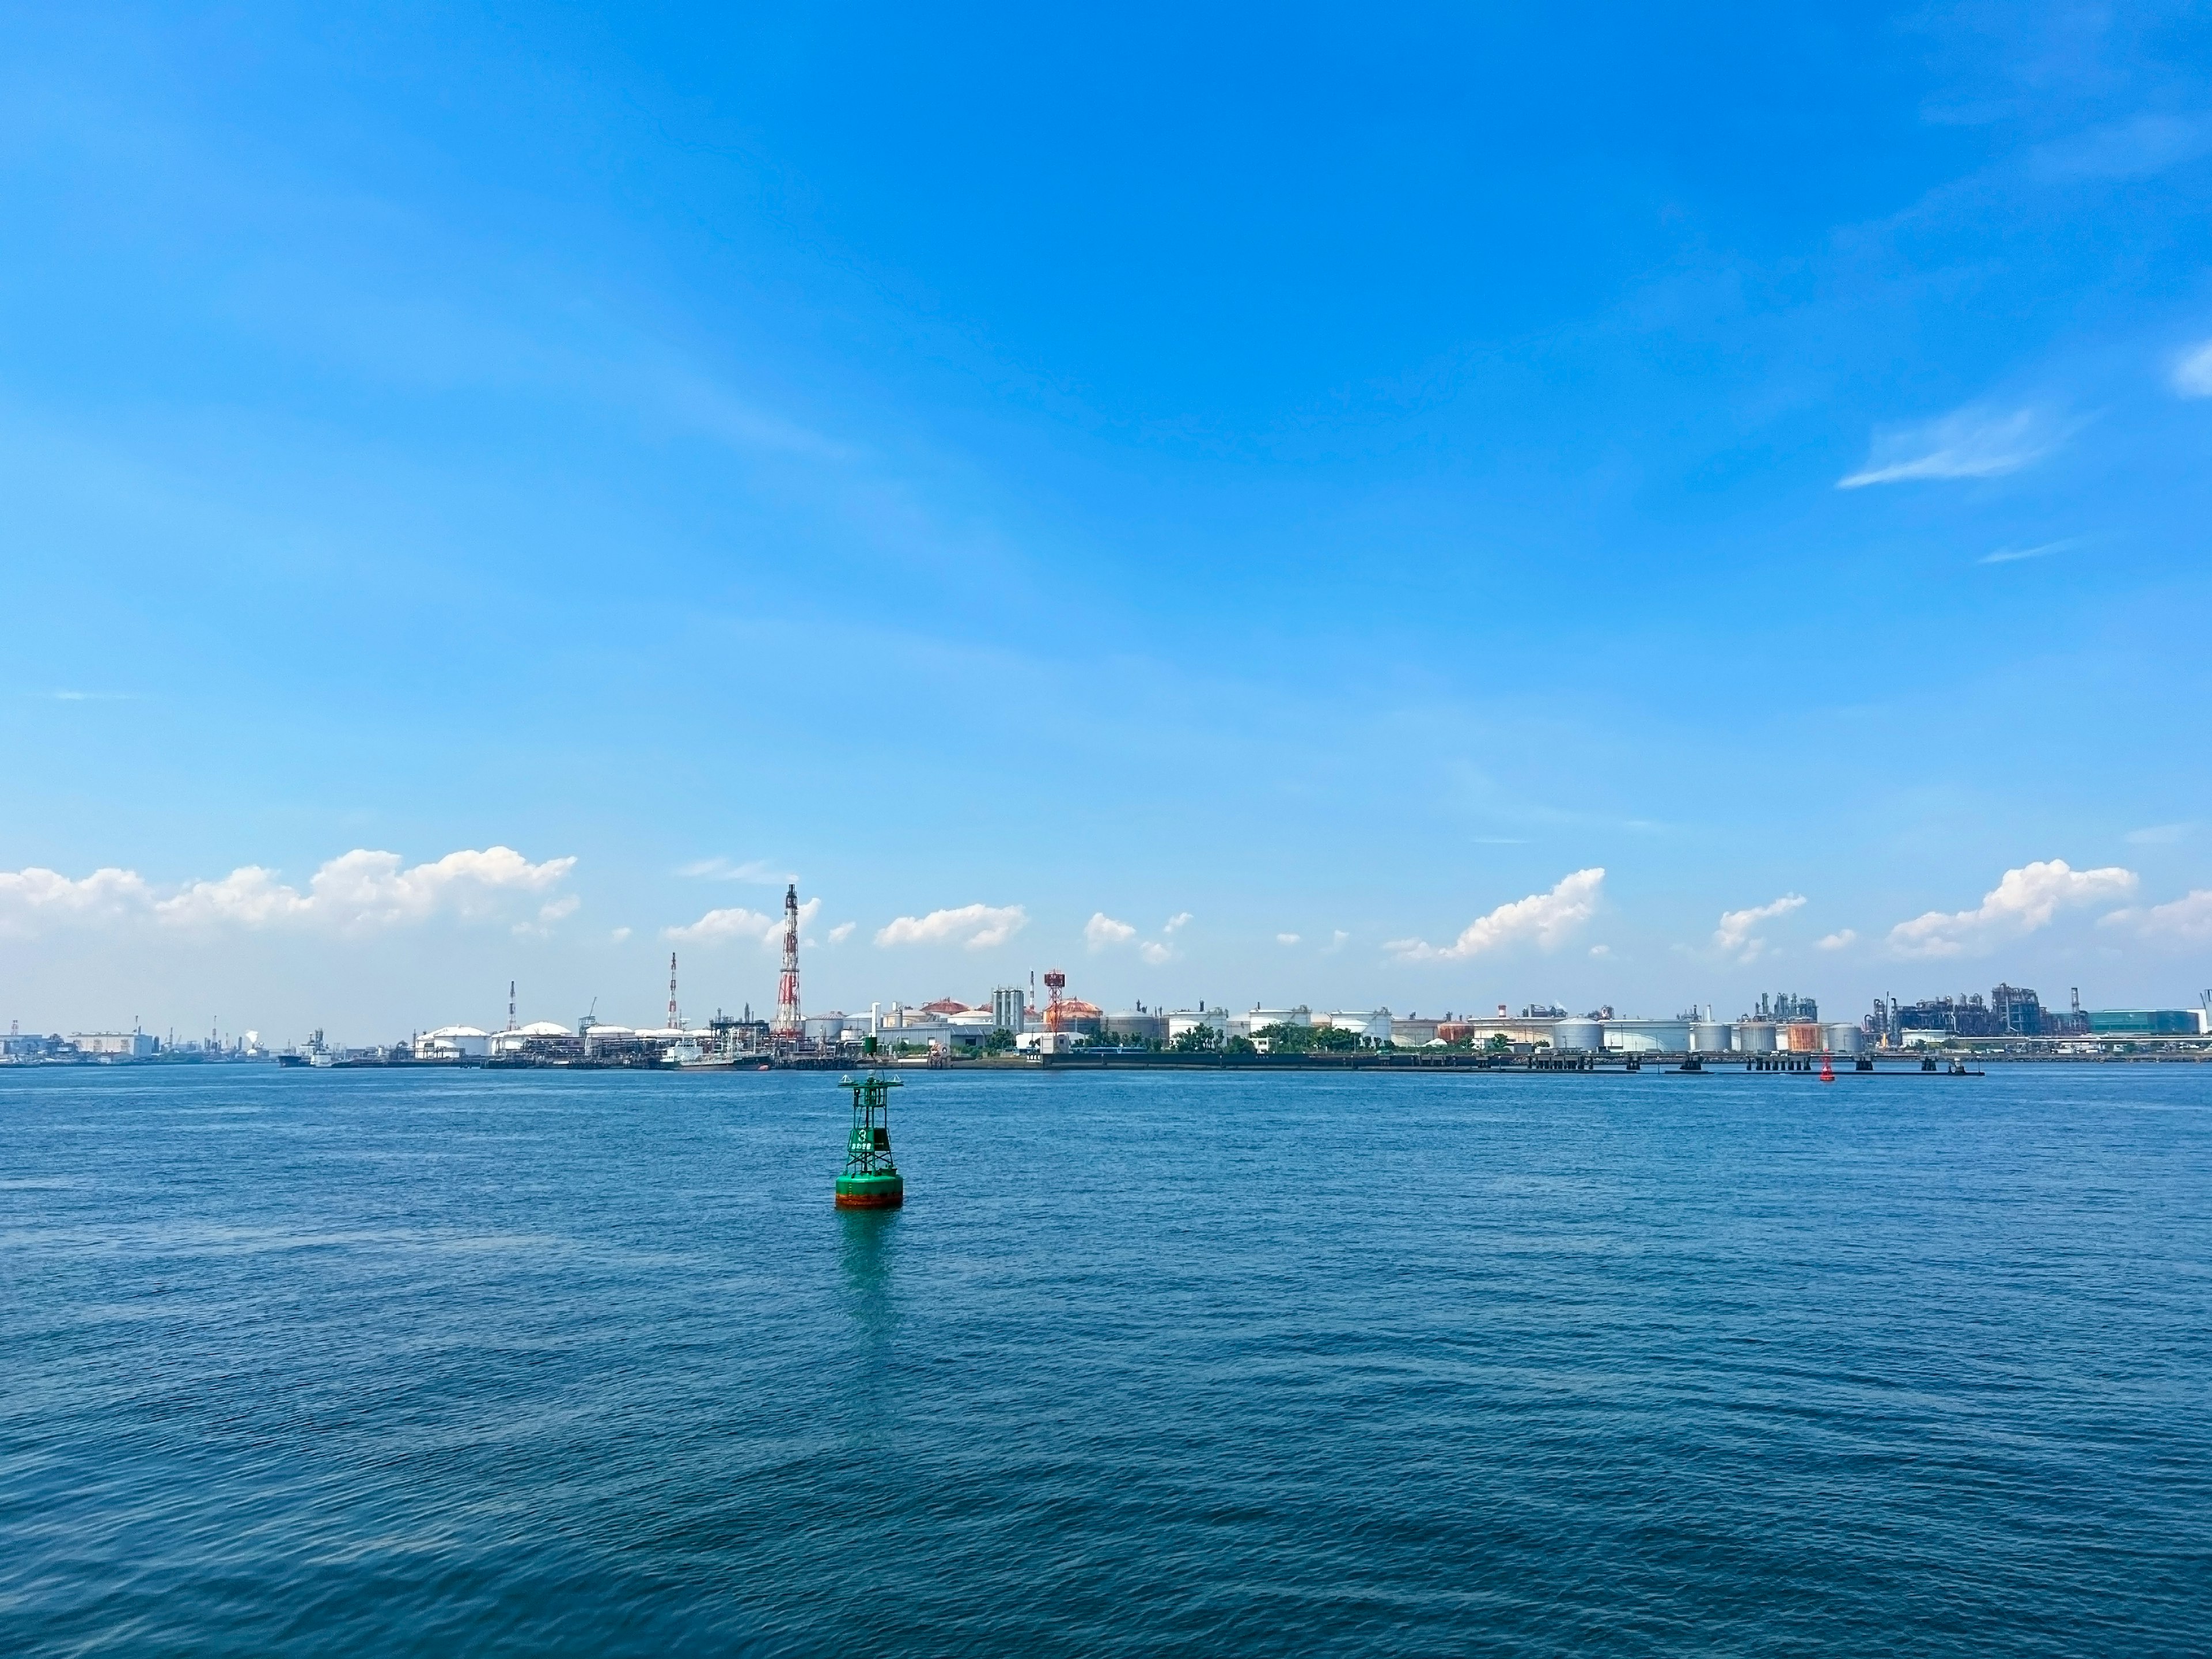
[3,1064,2207,1656]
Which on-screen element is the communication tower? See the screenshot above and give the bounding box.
[668,953,681,1030]
[774,884,802,1041]
[507,980,517,1032]
[1043,969,1067,1030]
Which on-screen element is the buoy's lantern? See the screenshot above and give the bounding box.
[835,1073,904,1209]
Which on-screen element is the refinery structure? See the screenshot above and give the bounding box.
[6,883,2209,1067]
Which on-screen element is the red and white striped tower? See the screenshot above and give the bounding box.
[773,884,802,1041]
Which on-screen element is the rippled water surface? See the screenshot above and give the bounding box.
[4,1064,2208,1655]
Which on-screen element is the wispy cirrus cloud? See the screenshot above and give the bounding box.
[1979,537,2078,565]
[677,857,787,882]
[1888,859,2137,957]
[0,847,576,937]
[1388,869,1604,961]
[2124,823,2194,846]
[875,903,1027,950]
[2173,340,2212,397]
[1838,404,2068,488]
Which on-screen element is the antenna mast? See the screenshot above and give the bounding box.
[508,980,517,1032]
[774,884,802,1042]
[668,953,680,1031]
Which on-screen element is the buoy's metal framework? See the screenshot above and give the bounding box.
[835,1073,904,1208]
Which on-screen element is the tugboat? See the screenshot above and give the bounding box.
[835,1073,905,1209]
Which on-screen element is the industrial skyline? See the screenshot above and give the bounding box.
[3,6,2210,1037]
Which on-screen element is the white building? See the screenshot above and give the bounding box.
[71,1031,156,1058]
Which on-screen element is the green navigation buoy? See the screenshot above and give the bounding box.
[834,1073,904,1209]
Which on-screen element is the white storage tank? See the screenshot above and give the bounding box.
[1690,1021,1733,1052]
[1552,1017,1604,1052]
[1733,1020,1777,1052]
[1824,1022,1865,1055]
[1604,1019,1692,1052]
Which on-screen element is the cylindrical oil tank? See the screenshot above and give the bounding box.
[1604,1019,1691,1052]
[1782,1020,1824,1052]
[1690,1020,1733,1052]
[1733,1020,1777,1052]
[1552,1017,1603,1052]
[1824,1022,1864,1054]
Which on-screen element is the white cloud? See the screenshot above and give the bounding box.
[1323,929,1349,953]
[875,903,1027,950]
[610,926,632,942]
[0,846,576,936]
[1387,869,1605,961]
[2103,889,2212,945]
[2175,340,2212,398]
[1589,944,1611,958]
[666,897,819,947]
[1817,929,1858,950]
[1887,859,2138,957]
[828,922,855,945]
[1090,909,1183,963]
[1277,933,1301,946]
[1979,539,2077,566]
[1162,912,1192,933]
[1838,405,2064,488]
[1713,893,1806,962]
[1085,912,1138,949]
[2125,823,2194,846]
[678,857,785,882]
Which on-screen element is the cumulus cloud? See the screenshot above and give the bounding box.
[1713,893,1806,962]
[875,903,1027,950]
[0,847,575,936]
[2175,341,2212,398]
[1089,909,1184,964]
[2103,889,2212,945]
[1838,405,2065,488]
[1277,933,1301,946]
[828,922,855,945]
[1085,912,1138,949]
[1817,929,1857,950]
[666,897,819,946]
[1387,869,1605,961]
[1887,859,2138,957]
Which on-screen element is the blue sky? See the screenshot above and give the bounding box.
[3,1,2210,1040]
